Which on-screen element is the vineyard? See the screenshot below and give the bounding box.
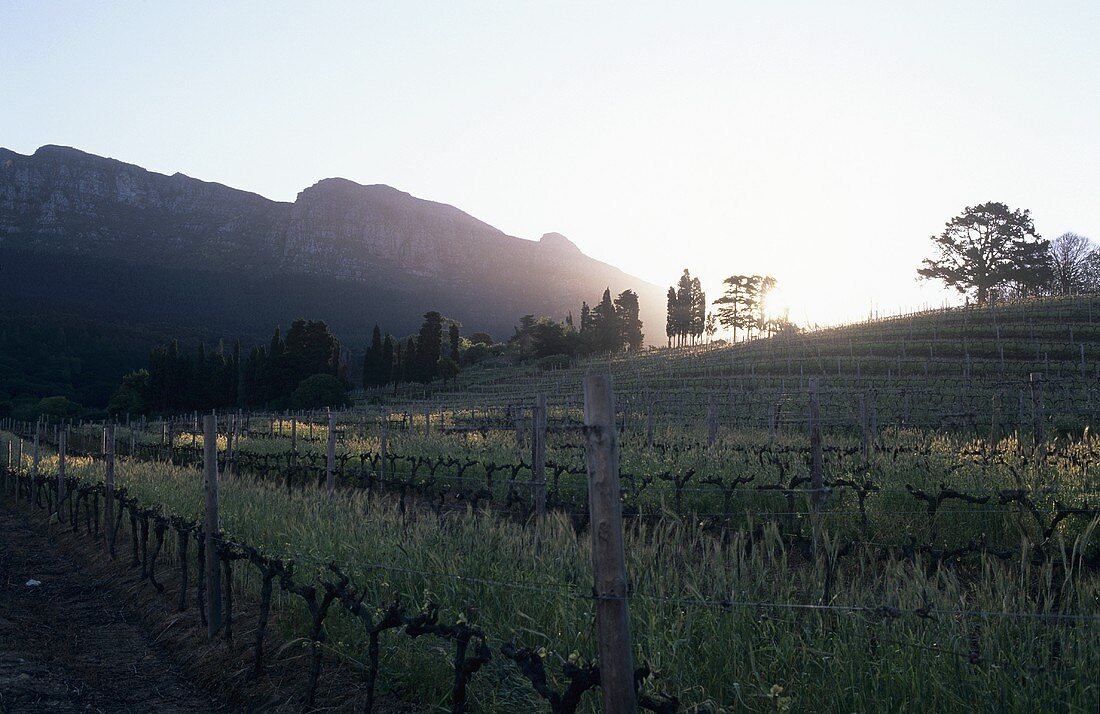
[2,297,1099,712]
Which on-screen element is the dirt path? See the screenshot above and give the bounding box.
[0,507,236,713]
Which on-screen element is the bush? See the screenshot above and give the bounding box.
[289,374,351,410]
[35,395,83,419]
[536,354,572,371]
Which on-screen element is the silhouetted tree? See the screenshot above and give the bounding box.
[448,322,461,362]
[1049,232,1095,296]
[690,277,706,344]
[380,334,395,386]
[918,202,1051,304]
[363,324,384,388]
[411,312,444,383]
[714,275,758,342]
[614,289,644,351]
[665,288,677,347]
[593,288,619,352]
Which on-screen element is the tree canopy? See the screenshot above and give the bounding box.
[918,202,1051,304]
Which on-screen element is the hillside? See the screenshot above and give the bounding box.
[420,295,1100,434]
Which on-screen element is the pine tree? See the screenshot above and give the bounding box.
[381,335,395,387]
[448,322,460,362]
[665,288,677,347]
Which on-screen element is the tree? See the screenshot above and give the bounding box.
[614,289,644,351]
[713,275,758,342]
[413,312,444,383]
[380,335,395,386]
[705,312,717,343]
[531,318,574,358]
[918,202,1051,304]
[108,370,149,416]
[469,332,494,346]
[665,288,677,347]
[448,322,461,362]
[35,395,82,419]
[1049,232,1095,296]
[592,288,619,352]
[363,324,384,388]
[1084,250,1100,292]
[690,278,706,344]
[666,269,705,346]
[753,275,777,336]
[437,357,460,386]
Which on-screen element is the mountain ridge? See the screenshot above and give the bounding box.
[0,144,665,341]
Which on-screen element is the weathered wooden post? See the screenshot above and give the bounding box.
[645,401,654,448]
[532,394,547,517]
[380,413,389,480]
[32,424,40,478]
[858,393,869,462]
[707,398,718,447]
[105,425,116,555]
[990,394,1001,448]
[203,414,222,638]
[326,410,337,496]
[1030,372,1045,451]
[57,429,67,515]
[225,415,234,475]
[512,405,525,449]
[583,375,636,713]
[808,379,824,514]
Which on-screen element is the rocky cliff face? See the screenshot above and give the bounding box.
[0,145,664,340]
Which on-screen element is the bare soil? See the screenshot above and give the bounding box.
[0,497,421,714]
[0,506,233,713]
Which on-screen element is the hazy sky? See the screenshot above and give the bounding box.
[3,2,1098,327]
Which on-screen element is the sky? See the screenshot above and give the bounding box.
[2,1,1098,328]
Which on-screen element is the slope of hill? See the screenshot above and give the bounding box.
[419,295,1100,434]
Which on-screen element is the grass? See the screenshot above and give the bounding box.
[3,426,1098,712]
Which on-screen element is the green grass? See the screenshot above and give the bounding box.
[3,427,1097,712]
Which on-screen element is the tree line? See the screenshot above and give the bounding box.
[508,288,644,362]
[361,311,463,390]
[108,319,346,415]
[665,269,795,347]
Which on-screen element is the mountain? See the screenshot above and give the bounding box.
[0,146,666,401]
[0,145,666,408]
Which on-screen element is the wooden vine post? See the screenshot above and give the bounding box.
[105,424,116,554]
[645,400,654,448]
[808,379,824,514]
[583,375,636,713]
[512,405,525,449]
[707,398,718,446]
[57,429,67,515]
[290,417,298,464]
[203,414,222,638]
[326,409,337,496]
[380,412,389,479]
[531,394,547,517]
[1030,372,1045,451]
[31,424,40,477]
[990,394,1001,448]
